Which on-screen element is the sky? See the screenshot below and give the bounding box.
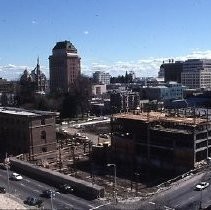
[1,0,211,80]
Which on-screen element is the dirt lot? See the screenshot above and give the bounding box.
[55,123,169,201]
[48,121,184,202]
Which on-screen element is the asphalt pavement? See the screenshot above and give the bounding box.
[1,167,211,210]
[0,168,104,210]
[109,170,211,210]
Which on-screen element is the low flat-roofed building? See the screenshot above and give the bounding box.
[0,107,58,160]
[92,84,107,96]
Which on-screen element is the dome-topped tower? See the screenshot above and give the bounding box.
[31,57,47,93]
[20,58,47,95]
[20,69,33,84]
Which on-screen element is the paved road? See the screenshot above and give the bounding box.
[0,169,104,210]
[2,168,211,210]
[103,170,211,210]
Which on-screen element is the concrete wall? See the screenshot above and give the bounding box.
[10,158,104,200]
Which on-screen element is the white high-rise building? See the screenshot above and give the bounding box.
[93,71,111,85]
[181,59,211,89]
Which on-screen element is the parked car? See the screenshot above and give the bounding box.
[76,135,89,143]
[0,163,8,170]
[74,124,81,129]
[0,187,6,193]
[75,132,81,137]
[195,182,209,190]
[10,173,23,180]
[24,197,43,206]
[99,134,109,139]
[58,184,74,194]
[41,189,55,198]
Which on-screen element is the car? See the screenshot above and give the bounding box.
[41,189,55,198]
[99,134,109,139]
[81,135,89,140]
[24,197,43,206]
[58,184,74,194]
[61,121,68,125]
[75,125,81,129]
[0,163,8,170]
[0,187,6,194]
[195,182,209,190]
[75,132,81,137]
[76,135,89,143]
[10,173,23,180]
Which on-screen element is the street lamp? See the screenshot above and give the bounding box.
[5,153,10,194]
[50,191,54,210]
[134,172,141,196]
[107,163,117,204]
[6,165,9,194]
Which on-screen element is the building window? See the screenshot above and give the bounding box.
[42,147,47,152]
[41,131,47,143]
[41,119,45,125]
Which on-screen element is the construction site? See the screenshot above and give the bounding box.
[13,108,211,201]
[110,108,211,173]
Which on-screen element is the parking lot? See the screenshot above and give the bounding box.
[58,118,111,145]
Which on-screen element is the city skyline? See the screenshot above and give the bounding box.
[1,0,211,80]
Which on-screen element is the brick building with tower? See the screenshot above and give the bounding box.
[49,40,81,93]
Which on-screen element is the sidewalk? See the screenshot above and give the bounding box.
[0,194,26,209]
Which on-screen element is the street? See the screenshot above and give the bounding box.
[109,170,211,210]
[1,167,211,210]
[0,168,104,210]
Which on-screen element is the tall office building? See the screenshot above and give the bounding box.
[181,59,211,89]
[93,71,111,85]
[49,40,81,93]
[160,60,184,83]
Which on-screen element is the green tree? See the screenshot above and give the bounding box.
[61,75,92,118]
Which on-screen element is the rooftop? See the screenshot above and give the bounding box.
[0,107,58,117]
[113,111,208,126]
[53,40,77,53]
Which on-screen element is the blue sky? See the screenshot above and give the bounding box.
[1,0,211,80]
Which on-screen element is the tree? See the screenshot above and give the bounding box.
[61,75,92,118]
[1,93,8,106]
[17,70,36,105]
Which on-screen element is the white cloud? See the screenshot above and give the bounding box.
[2,50,211,81]
[82,50,211,77]
[83,31,89,35]
[0,64,49,81]
[32,20,38,24]
[0,64,29,80]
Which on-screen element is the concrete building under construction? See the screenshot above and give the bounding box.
[111,110,211,172]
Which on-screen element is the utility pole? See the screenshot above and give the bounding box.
[134,172,141,196]
[5,152,10,194]
[58,144,62,172]
[50,191,54,210]
[199,190,202,209]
